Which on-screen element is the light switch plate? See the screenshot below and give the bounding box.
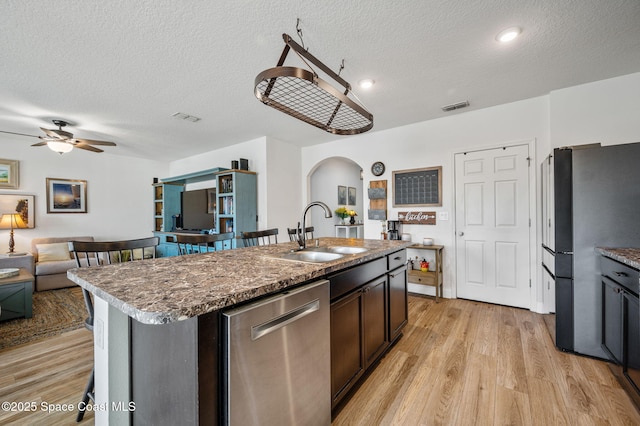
[438,211,449,221]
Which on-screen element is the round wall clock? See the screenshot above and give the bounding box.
[371,161,385,176]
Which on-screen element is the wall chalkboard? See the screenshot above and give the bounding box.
[392,166,442,207]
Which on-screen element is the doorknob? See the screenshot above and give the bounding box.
[459,232,464,236]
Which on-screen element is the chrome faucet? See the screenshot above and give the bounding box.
[297,201,332,249]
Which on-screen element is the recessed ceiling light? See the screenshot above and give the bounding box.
[358,79,375,89]
[496,27,521,43]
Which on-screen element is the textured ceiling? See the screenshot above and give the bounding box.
[1,0,639,161]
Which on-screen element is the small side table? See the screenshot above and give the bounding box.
[407,244,444,302]
[0,268,34,321]
[335,224,364,239]
[0,252,35,274]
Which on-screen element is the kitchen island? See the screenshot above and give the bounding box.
[596,247,640,408]
[68,237,410,425]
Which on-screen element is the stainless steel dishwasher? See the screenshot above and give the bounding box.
[222,280,330,425]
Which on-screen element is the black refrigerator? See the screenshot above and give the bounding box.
[542,142,640,358]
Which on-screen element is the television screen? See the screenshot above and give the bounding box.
[181,189,214,230]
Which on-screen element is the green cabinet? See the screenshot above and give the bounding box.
[153,183,182,232]
[216,170,257,245]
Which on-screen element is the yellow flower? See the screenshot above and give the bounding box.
[335,206,349,219]
[348,210,357,217]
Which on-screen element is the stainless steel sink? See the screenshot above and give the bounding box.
[324,246,368,254]
[268,245,369,263]
[303,246,369,255]
[277,251,344,263]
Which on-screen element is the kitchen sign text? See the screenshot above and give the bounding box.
[398,211,436,225]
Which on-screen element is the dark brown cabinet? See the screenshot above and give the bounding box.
[388,264,408,343]
[602,276,623,363]
[600,254,640,405]
[362,277,388,367]
[329,250,408,410]
[330,289,364,404]
[330,276,388,408]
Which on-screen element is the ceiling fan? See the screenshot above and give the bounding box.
[0,119,117,154]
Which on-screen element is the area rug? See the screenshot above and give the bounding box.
[0,286,86,350]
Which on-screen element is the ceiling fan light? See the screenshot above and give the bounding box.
[47,140,73,154]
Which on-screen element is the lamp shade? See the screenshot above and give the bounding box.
[0,213,27,230]
[47,140,74,154]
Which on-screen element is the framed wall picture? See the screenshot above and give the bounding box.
[348,187,356,205]
[392,166,442,207]
[0,194,35,228]
[46,178,87,213]
[0,158,19,189]
[338,185,347,205]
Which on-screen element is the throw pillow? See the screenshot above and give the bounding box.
[36,242,71,262]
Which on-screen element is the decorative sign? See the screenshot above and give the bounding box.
[367,187,386,199]
[393,166,442,207]
[368,209,387,220]
[398,211,436,225]
[368,179,387,220]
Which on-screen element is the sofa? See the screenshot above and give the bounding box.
[30,236,94,291]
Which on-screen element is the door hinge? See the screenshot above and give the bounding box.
[529,279,532,288]
[529,218,531,227]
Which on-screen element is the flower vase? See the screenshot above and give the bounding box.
[349,216,356,225]
[342,217,348,225]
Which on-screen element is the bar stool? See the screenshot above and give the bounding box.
[241,229,279,247]
[69,236,159,422]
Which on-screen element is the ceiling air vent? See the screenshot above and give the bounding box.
[442,101,470,112]
[172,112,201,122]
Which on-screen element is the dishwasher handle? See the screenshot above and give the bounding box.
[251,299,320,341]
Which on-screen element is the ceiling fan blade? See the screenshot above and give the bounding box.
[74,138,117,146]
[0,129,42,139]
[31,141,48,146]
[40,127,73,139]
[74,143,104,153]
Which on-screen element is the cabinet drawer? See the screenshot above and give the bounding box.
[407,269,438,286]
[601,256,639,295]
[329,257,386,301]
[387,250,406,271]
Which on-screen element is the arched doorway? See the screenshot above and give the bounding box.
[308,157,363,238]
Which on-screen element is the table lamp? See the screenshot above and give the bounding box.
[0,213,27,254]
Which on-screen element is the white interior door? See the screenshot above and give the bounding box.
[455,144,531,308]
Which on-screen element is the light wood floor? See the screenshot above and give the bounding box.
[1,296,639,425]
[333,295,640,425]
[0,327,93,425]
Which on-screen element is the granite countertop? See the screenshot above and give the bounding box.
[596,247,640,270]
[68,237,411,325]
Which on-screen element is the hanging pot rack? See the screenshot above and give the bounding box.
[254,33,373,135]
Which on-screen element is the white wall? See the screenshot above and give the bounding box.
[0,142,167,252]
[303,96,550,304]
[550,72,640,148]
[169,137,267,232]
[309,157,363,238]
[169,136,304,239]
[302,72,640,310]
[265,137,302,240]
